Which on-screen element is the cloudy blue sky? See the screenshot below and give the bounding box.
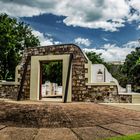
[0,0,140,61]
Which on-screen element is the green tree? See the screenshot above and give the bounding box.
[108,64,127,88]
[122,47,140,91]
[0,13,40,80]
[86,52,104,64]
[86,52,110,69]
[42,61,62,86]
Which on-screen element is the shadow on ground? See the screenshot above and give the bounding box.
[0,101,140,140]
[0,102,140,128]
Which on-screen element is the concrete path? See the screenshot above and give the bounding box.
[101,103,140,111]
[0,101,140,140]
[1,121,140,140]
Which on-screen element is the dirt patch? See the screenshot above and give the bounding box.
[0,102,140,128]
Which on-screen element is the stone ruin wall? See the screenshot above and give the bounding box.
[0,44,132,103]
[86,85,131,103]
[0,83,19,99]
[18,44,89,101]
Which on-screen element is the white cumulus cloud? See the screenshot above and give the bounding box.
[83,40,140,61]
[0,1,45,17]
[32,30,61,46]
[74,37,91,47]
[129,0,140,11]
[123,40,140,48]
[0,0,140,31]
[137,25,140,30]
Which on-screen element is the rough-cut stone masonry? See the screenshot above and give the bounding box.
[0,83,19,99]
[18,44,88,100]
[0,44,132,103]
[85,85,131,103]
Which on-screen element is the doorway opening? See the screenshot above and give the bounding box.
[30,54,72,102]
[40,60,63,101]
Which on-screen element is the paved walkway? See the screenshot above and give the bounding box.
[0,101,140,140]
[101,103,140,111]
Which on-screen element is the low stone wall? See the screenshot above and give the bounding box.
[0,82,19,99]
[118,95,132,103]
[85,84,132,103]
[0,81,132,103]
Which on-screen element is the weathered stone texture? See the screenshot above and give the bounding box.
[85,85,131,103]
[18,44,88,101]
[0,84,19,99]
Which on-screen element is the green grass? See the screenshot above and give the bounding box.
[105,134,140,140]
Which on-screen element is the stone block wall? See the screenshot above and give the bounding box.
[119,95,132,103]
[0,83,19,99]
[18,44,89,100]
[85,85,117,102]
[85,85,131,103]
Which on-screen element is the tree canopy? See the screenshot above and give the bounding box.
[42,61,62,86]
[86,51,110,70]
[86,52,104,64]
[122,47,140,91]
[0,13,40,80]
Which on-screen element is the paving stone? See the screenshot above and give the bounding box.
[0,127,38,140]
[72,126,120,140]
[102,123,140,135]
[34,128,78,140]
[0,125,6,130]
[133,118,140,121]
[107,104,140,111]
[122,120,140,127]
[0,102,140,139]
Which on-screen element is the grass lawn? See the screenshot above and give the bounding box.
[105,134,140,140]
